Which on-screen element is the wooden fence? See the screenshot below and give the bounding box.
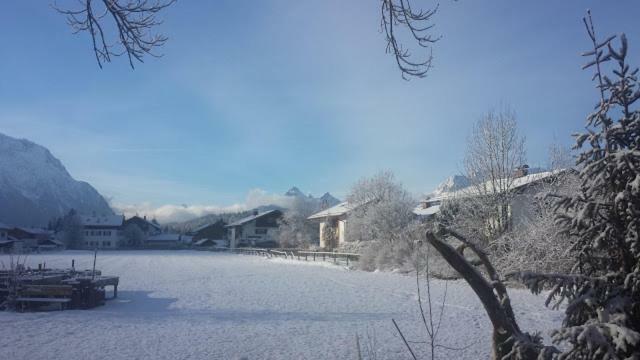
[215,247,360,266]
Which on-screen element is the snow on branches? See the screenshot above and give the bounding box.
[512,11,640,359]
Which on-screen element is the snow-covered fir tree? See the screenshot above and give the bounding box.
[515,12,640,358]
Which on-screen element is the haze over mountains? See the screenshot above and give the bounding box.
[171,186,341,230]
[0,132,342,227]
[0,132,113,227]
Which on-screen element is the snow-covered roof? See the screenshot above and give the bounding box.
[194,238,223,246]
[307,201,354,220]
[81,215,124,227]
[413,204,441,217]
[15,227,52,235]
[147,233,183,242]
[416,170,567,216]
[192,220,224,233]
[226,210,280,227]
[426,170,564,203]
[0,222,10,230]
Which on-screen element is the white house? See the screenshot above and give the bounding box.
[226,210,283,248]
[81,215,125,249]
[307,202,355,249]
[414,169,571,227]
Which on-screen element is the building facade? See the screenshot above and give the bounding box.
[226,210,282,248]
[81,215,125,249]
[307,202,353,249]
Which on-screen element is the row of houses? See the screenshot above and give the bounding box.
[1,210,287,252]
[306,168,569,249]
[1,167,566,252]
[0,223,61,253]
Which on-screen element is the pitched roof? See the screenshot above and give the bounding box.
[125,215,162,231]
[226,210,280,227]
[307,201,354,220]
[147,233,183,242]
[416,169,568,216]
[192,219,224,233]
[194,238,221,246]
[81,215,124,227]
[425,170,565,203]
[413,204,441,217]
[14,227,52,235]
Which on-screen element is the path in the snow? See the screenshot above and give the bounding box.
[0,251,563,359]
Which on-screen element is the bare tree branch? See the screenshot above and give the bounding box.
[53,0,176,69]
[381,0,440,79]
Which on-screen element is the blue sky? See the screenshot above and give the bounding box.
[1,1,639,222]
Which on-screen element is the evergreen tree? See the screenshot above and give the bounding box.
[516,12,640,358]
[60,209,84,249]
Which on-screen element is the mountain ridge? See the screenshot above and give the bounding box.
[0,132,114,227]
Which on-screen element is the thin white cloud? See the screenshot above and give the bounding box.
[112,188,294,223]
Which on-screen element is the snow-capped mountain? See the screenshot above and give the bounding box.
[284,186,305,198]
[284,186,341,208]
[431,175,471,196]
[0,133,113,227]
[319,192,340,207]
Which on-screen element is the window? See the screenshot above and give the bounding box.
[255,228,267,235]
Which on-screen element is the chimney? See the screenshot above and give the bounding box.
[253,210,259,216]
[513,164,529,178]
[144,215,147,220]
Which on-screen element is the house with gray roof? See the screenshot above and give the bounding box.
[226,210,283,248]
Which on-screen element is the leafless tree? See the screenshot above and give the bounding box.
[442,107,526,244]
[391,241,469,359]
[53,0,176,68]
[277,197,320,248]
[547,142,574,171]
[52,1,440,77]
[381,0,440,79]
[491,170,578,275]
[345,171,417,270]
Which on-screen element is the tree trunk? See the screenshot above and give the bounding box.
[425,229,553,359]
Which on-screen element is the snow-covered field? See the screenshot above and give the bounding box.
[0,251,562,359]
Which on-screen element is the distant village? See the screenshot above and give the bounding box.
[0,166,563,254]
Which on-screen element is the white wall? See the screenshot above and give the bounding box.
[84,228,120,249]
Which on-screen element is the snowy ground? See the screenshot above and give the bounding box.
[0,251,563,359]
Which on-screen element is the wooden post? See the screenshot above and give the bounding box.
[313,252,316,261]
[92,249,97,280]
[71,259,75,270]
[346,255,349,266]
